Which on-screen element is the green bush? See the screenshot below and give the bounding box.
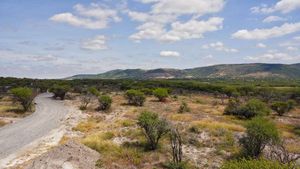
[240,117,279,158]
[153,88,169,102]
[271,101,290,116]
[224,99,270,119]
[178,102,190,113]
[137,111,169,150]
[221,159,292,169]
[88,87,100,96]
[10,87,35,111]
[140,88,153,95]
[98,95,112,111]
[49,84,70,100]
[125,89,145,106]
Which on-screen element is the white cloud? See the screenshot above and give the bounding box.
[246,51,299,62]
[257,43,267,48]
[287,46,298,51]
[232,22,300,40]
[251,0,300,14]
[130,17,223,42]
[128,0,225,42]
[81,35,108,51]
[160,51,180,57]
[150,0,224,16]
[262,16,286,23]
[294,36,300,40]
[202,41,238,53]
[50,3,120,29]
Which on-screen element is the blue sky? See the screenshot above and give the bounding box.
[0,0,300,78]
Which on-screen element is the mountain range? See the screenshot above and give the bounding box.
[67,63,300,80]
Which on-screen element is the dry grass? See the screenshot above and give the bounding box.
[169,114,194,122]
[190,119,245,133]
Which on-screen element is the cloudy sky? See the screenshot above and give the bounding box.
[0,0,300,78]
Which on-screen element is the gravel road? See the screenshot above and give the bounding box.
[0,93,70,160]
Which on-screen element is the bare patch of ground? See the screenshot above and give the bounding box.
[23,140,99,169]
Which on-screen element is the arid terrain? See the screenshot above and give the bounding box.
[5,90,298,169]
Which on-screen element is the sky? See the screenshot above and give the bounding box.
[0,0,300,79]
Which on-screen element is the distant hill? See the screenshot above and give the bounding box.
[67,63,300,80]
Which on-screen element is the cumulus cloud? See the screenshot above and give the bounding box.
[50,3,121,29]
[128,0,225,42]
[81,35,108,51]
[202,41,238,53]
[262,16,286,23]
[251,0,300,14]
[130,17,223,42]
[160,51,180,57]
[232,22,300,40]
[257,43,267,48]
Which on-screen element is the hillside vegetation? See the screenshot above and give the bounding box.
[68,63,300,80]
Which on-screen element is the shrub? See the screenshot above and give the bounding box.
[239,117,279,158]
[224,99,241,115]
[10,87,35,111]
[98,95,112,111]
[49,84,70,100]
[137,111,169,150]
[224,99,270,119]
[80,87,100,110]
[153,88,169,102]
[125,89,145,106]
[178,102,190,113]
[88,87,100,97]
[221,159,292,169]
[238,99,270,119]
[140,88,153,95]
[271,101,291,116]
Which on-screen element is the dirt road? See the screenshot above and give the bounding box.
[0,93,69,160]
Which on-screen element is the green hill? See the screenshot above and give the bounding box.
[67,63,300,80]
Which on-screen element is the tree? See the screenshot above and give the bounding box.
[98,95,112,111]
[80,87,100,110]
[137,111,169,150]
[49,84,70,100]
[240,117,279,158]
[271,102,291,116]
[153,88,169,102]
[10,87,36,111]
[125,89,146,106]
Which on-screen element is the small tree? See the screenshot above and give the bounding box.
[49,84,70,100]
[10,87,36,111]
[137,111,169,150]
[153,88,169,102]
[178,101,190,113]
[240,117,279,158]
[98,95,112,111]
[125,89,146,106]
[80,87,100,110]
[271,102,290,116]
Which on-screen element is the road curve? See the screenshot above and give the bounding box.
[0,93,70,159]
